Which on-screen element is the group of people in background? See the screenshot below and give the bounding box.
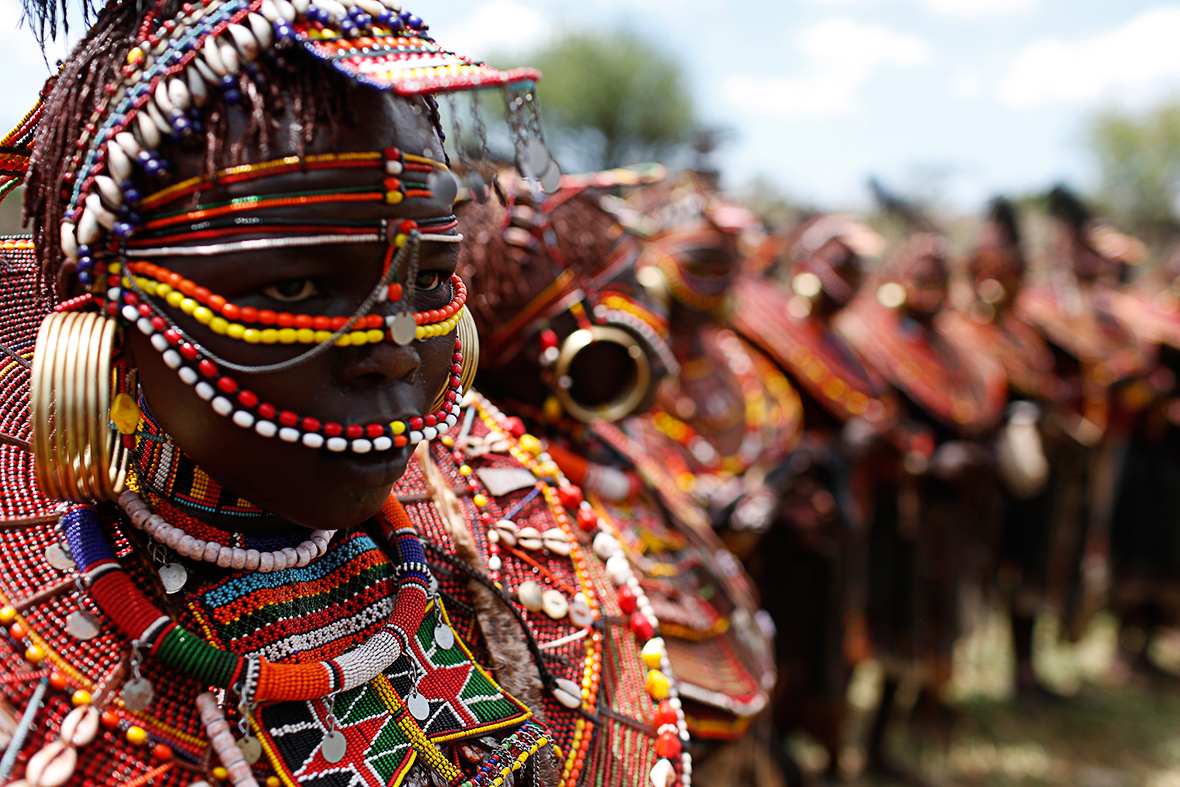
[0,4,1173,784]
[454,165,1180,784]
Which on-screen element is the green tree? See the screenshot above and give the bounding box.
[1088,103,1180,244]
[512,30,695,171]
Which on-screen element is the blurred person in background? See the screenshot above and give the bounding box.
[458,174,782,787]
[1015,187,1152,647]
[838,229,1007,780]
[730,213,899,783]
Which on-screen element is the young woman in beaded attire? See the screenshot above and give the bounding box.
[0,3,697,786]
[838,232,1007,779]
[457,175,780,787]
[728,214,898,782]
[1013,187,1151,645]
[939,199,1080,703]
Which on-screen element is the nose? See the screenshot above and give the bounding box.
[336,339,421,387]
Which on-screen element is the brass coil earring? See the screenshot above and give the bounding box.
[432,309,480,412]
[31,312,130,502]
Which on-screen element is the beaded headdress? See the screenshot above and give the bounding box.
[20,0,557,468]
[459,172,678,423]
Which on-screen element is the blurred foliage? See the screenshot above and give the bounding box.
[0,189,23,235]
[1088,103,1180,246]
[506,30,696,171]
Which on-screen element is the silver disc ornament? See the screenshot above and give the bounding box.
[434,623,454,650]
[45,543,75,571]
[66,610,101,641]
[321,730,347,763]
[389,312,417,346]
[540,159,562,195]
[237,737,262,765]
[515,139,550,179]
[158,562,188,594]
[121,677,155,712]
[407,691,430,721]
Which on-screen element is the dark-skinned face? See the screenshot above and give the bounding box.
[902,254,948,316]
[70,88,459,531]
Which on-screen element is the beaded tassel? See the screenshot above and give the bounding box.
[0,674,49,783]
[196,693,258,787]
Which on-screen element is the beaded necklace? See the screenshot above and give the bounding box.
[652,327,802,477]
[467,395,693,787]
[837,298,1008,435]
[731,277,898,428]
[132,398,266,518]
[65,498,432,704]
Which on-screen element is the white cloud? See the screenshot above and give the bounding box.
[999,7,1180,110]
[439,1,555,60]
[950,69,983,100]
[723,17,931,120]
[924,0,1035,18]
[802,0,875,6]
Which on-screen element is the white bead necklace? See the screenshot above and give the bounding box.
[117,489,334,572]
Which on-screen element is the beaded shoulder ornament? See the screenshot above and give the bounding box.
[730,277,899,428]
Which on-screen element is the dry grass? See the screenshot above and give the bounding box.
[787,611,1180,786]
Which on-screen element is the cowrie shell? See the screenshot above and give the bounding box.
[93,176,123,209]
[202,36,227,76]
[551,677,582,709]
[168,78,192,111]
[60,223,78,262]
[649,757,676,787]
[517,527,543,551]
[542,528,571,556]
[247,14,274,49]
[516,581,543,612]
[494,519,518,547]
[135,112,160,149]
[59,705,100,747]
[25,740,77,787]
[226,24,259,60]
[114,131,141,158]
[541,589,568,620]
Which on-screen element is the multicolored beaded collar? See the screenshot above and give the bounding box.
[67,496,431,703]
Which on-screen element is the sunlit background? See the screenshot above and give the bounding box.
[4,1,1180,216]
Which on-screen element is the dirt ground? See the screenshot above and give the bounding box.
[786,611,1180,786]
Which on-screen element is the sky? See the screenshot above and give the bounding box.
[2,0,1180,213]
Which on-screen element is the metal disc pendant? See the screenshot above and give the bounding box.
[516,139,550,178]
[121,677,154,712]
[407,691,430,721]
[434,623,454,650]
[428,170,459,206]
[45,543,75,571]
[321,730,347,764]
[390,312,417,346]
[540,159,562,195]
[466,172,488,204]
[158,562,187,594]
[237,737,262,765]
[66,610,100,641]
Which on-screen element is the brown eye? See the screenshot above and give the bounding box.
[415,271,443,291]
[263,278,319,303]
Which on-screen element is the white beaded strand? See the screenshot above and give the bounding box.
[118,489,334,572]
